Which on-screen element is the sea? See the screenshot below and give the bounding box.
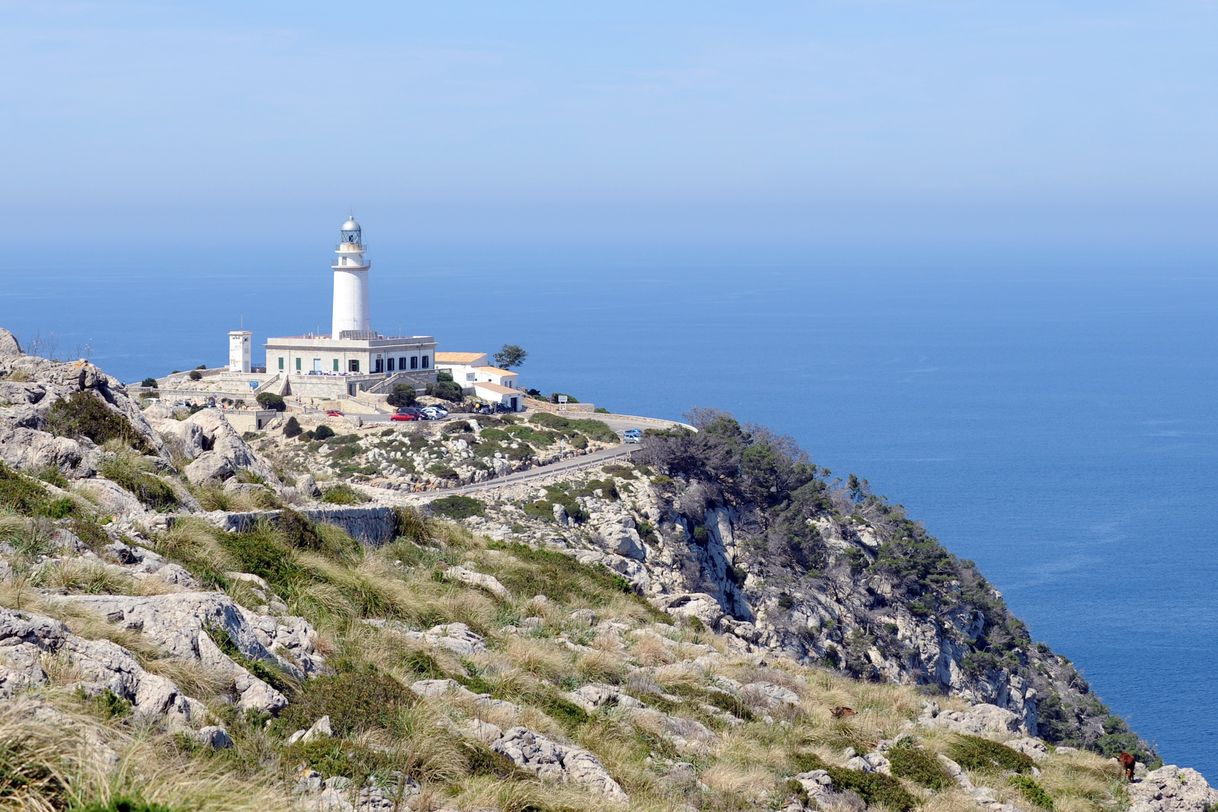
[3,236,1217,776]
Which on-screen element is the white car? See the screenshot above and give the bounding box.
[421,406,449,420]
[623,428,642,444]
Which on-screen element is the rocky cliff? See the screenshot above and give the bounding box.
[0,328,1210,811]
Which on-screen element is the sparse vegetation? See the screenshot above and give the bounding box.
[255,392,285,412]
[46,391,149,452]
[320,483,367,505]
[948,733,1035,774]
[428,495,485,520]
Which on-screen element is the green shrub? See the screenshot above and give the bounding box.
[282,416,302,438]
[313,424,336,441]
[188,370,202,381]
[529,412,617,443]
[0,463,79,518]
[140,377,158,388]
[276,668,415,737]
[387,384,417,407]
[426,380,464,403]
[948,734,1034,774]
[98,457,179,511]
[887,738,952,789]
[791,753,916,812]
[46,391,148,451]
[427,464,458,480]
[428,495,485,520]
[281,738,386,785]
[1010,775,1055,809]
[320,484,366,505]
[255,392,286,412]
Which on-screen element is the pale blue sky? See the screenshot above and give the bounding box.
[2,1,1216,254]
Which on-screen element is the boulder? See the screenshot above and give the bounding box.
[51,591,323,714]
[443,565,511,600]
[0,607,205,729]
[919,701,1022,735]
[0,328,21,357]
[180,409,279,487]
[491,726,628,803]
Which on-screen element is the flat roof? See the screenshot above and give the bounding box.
[436,352,487,364]
[473,366,518,377]
[473,381,520,396]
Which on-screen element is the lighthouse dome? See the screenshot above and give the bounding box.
[341,216,360,232]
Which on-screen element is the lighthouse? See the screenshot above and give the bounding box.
[331,216,371,339]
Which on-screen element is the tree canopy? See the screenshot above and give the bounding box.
[493,344,527,369]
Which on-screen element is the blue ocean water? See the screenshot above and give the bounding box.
[3,240,1217,775]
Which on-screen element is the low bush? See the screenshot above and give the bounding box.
[312,424,335,441]
[140,378,158,388]
[188,370,202,381]
[46,391,148,451]
[791,753,917,812]
[74,798,175,812]
[0,463,78,518]
[276,668,416,737]
[282,416,302,438]
[887,738,952,789]
[1010,775,1055,809]
[426,380,464,403]
[387,384,417,408]
[428,495,485,520]
[948,734,1034,774]
[320,484,366,505]
[529,412,617,443]
[99,457,179,511]
[255,392,286,412]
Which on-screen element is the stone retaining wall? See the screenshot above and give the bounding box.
[203,505,401,547]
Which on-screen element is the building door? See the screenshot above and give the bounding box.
[312,358,321,373]
[374,357,383,373]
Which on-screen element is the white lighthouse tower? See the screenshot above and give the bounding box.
[331,216,371,339]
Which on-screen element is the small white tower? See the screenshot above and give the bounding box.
[228,330,252,373]
[331,216,372,339]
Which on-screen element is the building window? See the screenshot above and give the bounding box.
[295,357,301,372]
[399,357,407,369]
[348,360,360,373]
[410,356,418,370]
[374,357,383,373]
[332,359,339,372]
[466,372,475,382]
[388,358,395,372]
[277,357,284,371]
[422,356,430,369]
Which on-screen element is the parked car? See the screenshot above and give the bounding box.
[325,410,343,417]
[390,412,418,422]
[623,428,643,444]
[421,406,448,420]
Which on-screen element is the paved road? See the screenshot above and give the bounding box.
[426,444,637,497]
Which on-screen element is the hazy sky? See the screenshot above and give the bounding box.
[3,1,1217,254]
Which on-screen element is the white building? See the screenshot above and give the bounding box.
[228,330,252,373]
[263,217,437,398]
[436,351,523,411]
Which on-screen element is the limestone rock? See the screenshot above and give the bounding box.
[181,409,280,487]
[1128,765,1218,812]
[51,591,323,713]
[0,607,205,729]
[491,726,628,803]
[443,565,510,600]
[919,701,1022,735]
[196,725,234,749]
[0,328,21,357]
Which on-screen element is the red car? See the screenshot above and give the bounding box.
[390,412,418,422]
[325,410,343,417]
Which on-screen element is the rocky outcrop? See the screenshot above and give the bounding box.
[50,591,323,713]
[1129,765,1218,812]
[0,337,168,476]
[491,726,628,803]
[0,606,205,729]
[177,409,280,487]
